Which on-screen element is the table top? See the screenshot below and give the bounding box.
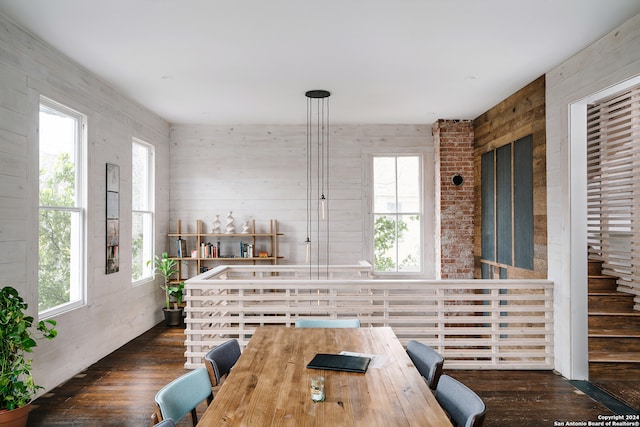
[197,326,452,427]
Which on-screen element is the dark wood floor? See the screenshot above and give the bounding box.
[28,323,637,427]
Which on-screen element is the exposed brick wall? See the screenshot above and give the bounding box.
[433,120,475,279]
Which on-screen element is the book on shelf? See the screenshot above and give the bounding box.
[176,238,187,258]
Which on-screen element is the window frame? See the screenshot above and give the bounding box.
[131,138,155,286]
[38,96,87,318]
[368,153,424,276]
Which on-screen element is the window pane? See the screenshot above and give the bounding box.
[373,157,396,213]
[397,157,420,212]
[38,209,81,311]
[132,212,153,281]
[374,214,398,272]
[39,105,77,207]
[397,214,420,272]
[132,143,149,211]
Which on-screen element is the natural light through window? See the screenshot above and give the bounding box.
[131,139,155,284]
[38,97,86,316]
[373,155,421,273]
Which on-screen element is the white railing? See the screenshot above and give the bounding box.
[184,263,554,370]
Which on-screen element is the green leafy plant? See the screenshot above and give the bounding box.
[169,282,184,308]
[167,281,185,308]
[147,252,179,309]
[0,286,57,411]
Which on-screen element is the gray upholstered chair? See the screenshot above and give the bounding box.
[435,374,486,427]
[153,367,213,426]
[295,318,360,328]
[406,340,444,390]
[204,338,242,387]
[154,418,176,427]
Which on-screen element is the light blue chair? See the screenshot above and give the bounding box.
[154,367,213,426]
[406,340,444,390]
[154,419,176,427]
[435,374,486,427]
[295,318,360,328]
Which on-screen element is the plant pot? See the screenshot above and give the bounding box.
[163,307,184,327]
[0,403,30,427]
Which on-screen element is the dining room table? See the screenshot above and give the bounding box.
[196,326,452,426]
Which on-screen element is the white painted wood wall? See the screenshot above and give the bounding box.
[169,124,436,275]
[0,13,171,395]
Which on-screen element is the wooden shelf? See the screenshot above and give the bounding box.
[168,219,282,280]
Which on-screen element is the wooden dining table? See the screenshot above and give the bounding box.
[197,326,452,426]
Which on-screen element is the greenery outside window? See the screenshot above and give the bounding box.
[38,97,86,316]
[131,139,155,284]
[372,155,422,273]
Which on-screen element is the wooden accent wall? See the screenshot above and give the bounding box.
[473,76,547,279]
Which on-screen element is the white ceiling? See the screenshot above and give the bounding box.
[1,0,639,125]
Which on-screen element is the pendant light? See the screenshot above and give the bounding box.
[305,90,330,278]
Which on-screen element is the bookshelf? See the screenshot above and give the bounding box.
[167,219,282,282]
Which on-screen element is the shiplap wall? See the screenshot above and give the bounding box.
[0,12,170,395]
[169,124,436,276]
[547,13,640,379]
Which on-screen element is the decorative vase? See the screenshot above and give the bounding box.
[241,220,251,234]
[0,403,31,427]
[212,215,221,234]
[225,211,235,234]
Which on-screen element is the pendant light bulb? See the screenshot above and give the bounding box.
[320,194,326,219]
[305,237,311,264]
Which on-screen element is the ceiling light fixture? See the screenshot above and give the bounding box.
[305,90,330,278]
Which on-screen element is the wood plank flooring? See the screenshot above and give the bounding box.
[27,323,635,427]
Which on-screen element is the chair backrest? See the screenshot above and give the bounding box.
[154,367,212,426]
[295,318,361,328]
[204,338,242,387]
[154,419,176,427]
[435,374,486,427]
[406,340,444,390]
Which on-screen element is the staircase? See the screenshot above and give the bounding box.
[588,260,640,380]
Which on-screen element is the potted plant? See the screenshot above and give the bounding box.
[0,286,57,427]
[147,252,183,326]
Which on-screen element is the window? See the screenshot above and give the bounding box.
[481,134,534,277]
[372,155,422,273]
[131,139,154,283]
[38,97,86,316]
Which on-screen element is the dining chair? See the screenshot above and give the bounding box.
[204,338,241,387]
[435,374,486,427]
[153,367,213,426]
[406,340,444,390]
[295,318,361,328]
